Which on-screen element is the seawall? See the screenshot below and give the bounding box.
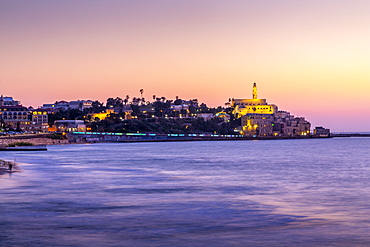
[0,137,69,146]
[68,132,331,143]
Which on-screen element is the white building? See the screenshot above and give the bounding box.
[196,113,214,121]
[0,96,21,106]
[69,100,94,111]
[42,100,93,112]
[54,120,86,132]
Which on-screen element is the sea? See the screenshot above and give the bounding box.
[1,137,370,246]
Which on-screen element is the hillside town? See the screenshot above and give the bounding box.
[0,84,330,138]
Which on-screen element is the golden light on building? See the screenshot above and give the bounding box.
[88,109,115,121]
[252,82,257,99]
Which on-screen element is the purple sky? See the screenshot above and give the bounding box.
[1,0,369,131]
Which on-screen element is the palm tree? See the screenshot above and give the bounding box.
[140,89,144,99]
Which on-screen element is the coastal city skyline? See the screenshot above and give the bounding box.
[1,0,369,132]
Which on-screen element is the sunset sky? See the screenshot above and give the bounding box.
[0,0,369,132]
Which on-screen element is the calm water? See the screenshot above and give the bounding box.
[1,138,370,246]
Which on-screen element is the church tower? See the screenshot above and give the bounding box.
[252,83,257,99]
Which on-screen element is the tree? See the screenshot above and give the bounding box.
[199,103,212,113]
[132,97,137,105]
[106,97,123,108]
[48,108,85,125]
[130,105,141,116]
[140,89,144,99]
[106,98,114,107]
[174,97,182,105]
[88,100,105,113]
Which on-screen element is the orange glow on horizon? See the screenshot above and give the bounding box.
[0,0,369,132]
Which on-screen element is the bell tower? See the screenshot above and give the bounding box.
[252,83,257,99]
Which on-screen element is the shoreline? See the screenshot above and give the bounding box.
[68,132,333,144]
[1,132,368,148]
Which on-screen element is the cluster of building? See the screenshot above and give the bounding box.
[0,98,95,133]
[0,96,48,132]
[41,100,94,112]
[232,83,328,137]
[0,85,330,136]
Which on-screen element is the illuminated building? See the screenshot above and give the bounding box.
[240,114,274,136]
[215,112,230,122]
[273,111,311,136]
[195,113,214,121]
[87,107,132,122]
[0,96,31,131]
[29,109,49,132]
[232,83,278,118]
[53,120,86,132]
[88,109,115,121]
[233,83,311,136]
[30,110,48,124]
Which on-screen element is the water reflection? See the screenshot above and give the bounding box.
[1,138,370,246]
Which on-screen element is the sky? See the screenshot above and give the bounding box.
[0,0,369,132]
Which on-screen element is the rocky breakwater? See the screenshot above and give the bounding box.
[0,138,69,146]
[0,133,69,147]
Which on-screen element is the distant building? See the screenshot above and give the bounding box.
[215,112,230,122]
[0,96,31,131]
[170,104,189,111]
[137,104,154,114]
[314,126,331,137]
[0,105,30,131]
[42,100,93,112]
[88,109,115,121]
[30,109,48,124]
[232,83,278,118]
[0,96,21,106]
[274,111,311,136]
[233,83,311,137]
[240,113,274,136]
[29,109,49,132]
[196,113,214,121]
[53,120,86,132]
[169,104,190,118]
[87,105,133,122]
[69,100,94,111]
